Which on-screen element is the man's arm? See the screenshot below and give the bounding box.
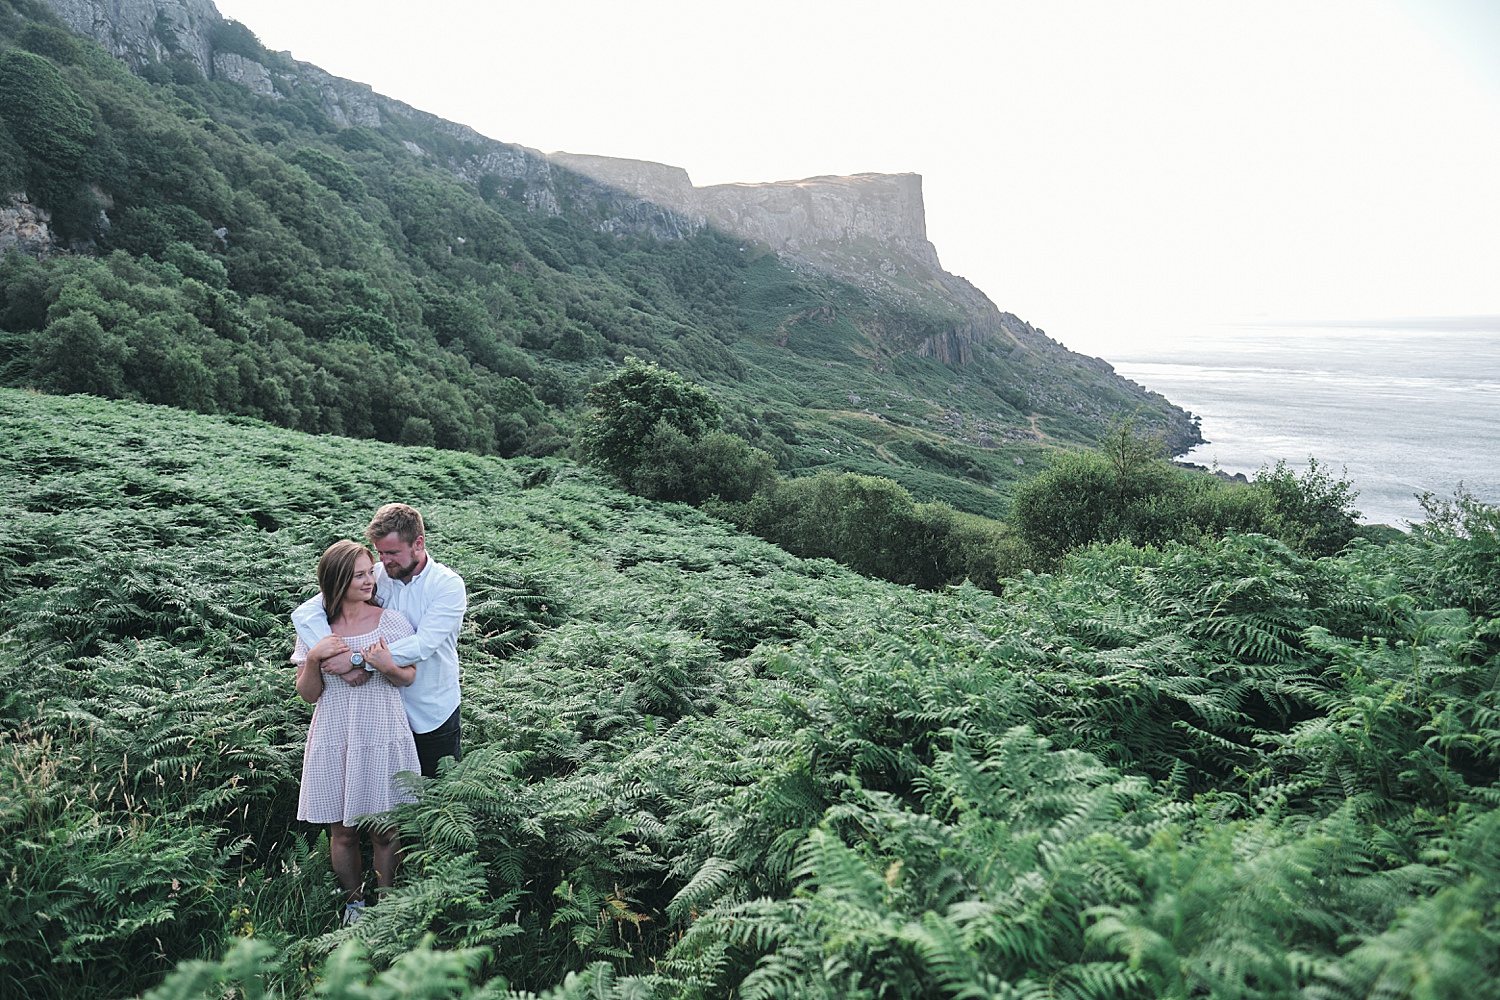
[292,593,331,646]
[386,574,466,666]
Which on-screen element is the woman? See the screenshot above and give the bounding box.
[292,539,420,927]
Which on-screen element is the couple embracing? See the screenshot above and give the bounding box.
[289,503,467,925]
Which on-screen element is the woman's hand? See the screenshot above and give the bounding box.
[363,637,416,687]
[311,635,372,687]
[309,634,349,665]
[296,634,348,704]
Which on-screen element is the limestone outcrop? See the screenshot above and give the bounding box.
[43,0,218,75]
[36,0,979,321]
[0,195,60,256]
[547,154,1031,357]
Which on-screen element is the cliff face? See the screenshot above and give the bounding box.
[0,195,59,256]
[31,0,1134,384]
[38,2,981,322]
[547,154,1027,357]
[548,159,936,272]
[38,0,1017,351]
[43,0,219,73]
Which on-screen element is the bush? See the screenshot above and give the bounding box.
[1411,487,1500,615]
[0,49,93,166]
[1251,457,1360,557]
[580,358,722,482]
[286,146,366,200]
[1012,425,1363,564]
[630,425,776,505]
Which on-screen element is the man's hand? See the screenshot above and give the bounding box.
[361,636,415,687]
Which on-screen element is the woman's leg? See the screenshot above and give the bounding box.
[370,825,401,894]
[328,823,364,903]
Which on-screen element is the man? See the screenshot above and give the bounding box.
[294,503,466,778]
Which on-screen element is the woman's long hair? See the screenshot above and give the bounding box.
[316,540,377,624]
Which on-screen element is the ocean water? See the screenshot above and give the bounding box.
[1108,324,1500,528]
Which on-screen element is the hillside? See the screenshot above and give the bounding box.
[0,0,1199,519]
[3,389,1500,998]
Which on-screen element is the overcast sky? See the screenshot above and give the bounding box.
[210,0,1500,357]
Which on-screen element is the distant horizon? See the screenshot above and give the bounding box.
[1239,316,1500,332]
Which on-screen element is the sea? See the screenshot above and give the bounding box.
[1106,323,1500,529]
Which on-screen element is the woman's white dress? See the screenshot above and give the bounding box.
[291,609,421,825]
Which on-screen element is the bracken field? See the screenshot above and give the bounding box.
[2,386,1499,999]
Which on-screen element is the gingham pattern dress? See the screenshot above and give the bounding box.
[292,609,421,826]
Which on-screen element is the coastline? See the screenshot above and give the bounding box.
[1110,325,1500,528]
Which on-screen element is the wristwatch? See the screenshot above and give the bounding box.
[350,651,373,672]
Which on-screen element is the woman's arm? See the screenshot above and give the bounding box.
[295,656,324,704]
[296,634,346,703]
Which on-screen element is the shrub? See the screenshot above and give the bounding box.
[1250,457,1360,557]
[286,146,366,200]
[0,49,93,166]
[580,358,722,482]
[630,424,776,505]
[1012,427,1363,563]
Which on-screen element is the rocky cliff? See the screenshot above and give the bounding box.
[0,195,59,256]
[547,154,1046,360]
[36,0,1039,361]
[32,0,1180,429]
[42,0,218,73]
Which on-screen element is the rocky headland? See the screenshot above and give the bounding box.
[29,0,1202,455]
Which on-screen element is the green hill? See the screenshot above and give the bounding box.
[0,0,1199,521]
[3,389,1499,998]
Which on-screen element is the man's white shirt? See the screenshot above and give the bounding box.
[292,557,465,734]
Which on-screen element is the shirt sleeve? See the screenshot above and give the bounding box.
[291,593,332,648]
[386,572,466,666]
[290,631,309,666]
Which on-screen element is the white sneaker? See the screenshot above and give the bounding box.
[342,900,366,926]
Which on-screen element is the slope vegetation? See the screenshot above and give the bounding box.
[2,389,1499,999]
[1,0,1196,519]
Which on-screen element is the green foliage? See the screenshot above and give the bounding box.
[0,48,93,165]
[1012,425,1362,564]
[720,471,1017,589]
[729,471,940,585]
[629,426,777,505]
[287,145,367,200]
[17,22,85,64]
[1251,457,1362,557]
[580,358,723,481]
[1,8,1494,997]
[1411,486,1500,616]
[207,19,266,62]
[0,3,1199,526]
[2,389,1499,1000]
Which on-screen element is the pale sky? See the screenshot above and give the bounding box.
[211,0,1500,358]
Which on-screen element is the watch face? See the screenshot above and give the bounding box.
[350,652,364,666]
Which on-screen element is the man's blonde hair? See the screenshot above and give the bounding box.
[366,503,425,545]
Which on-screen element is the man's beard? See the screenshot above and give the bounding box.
[386,557,418,582]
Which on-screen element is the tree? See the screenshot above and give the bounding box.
[630,426,776,505]
[580,359,721,481]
